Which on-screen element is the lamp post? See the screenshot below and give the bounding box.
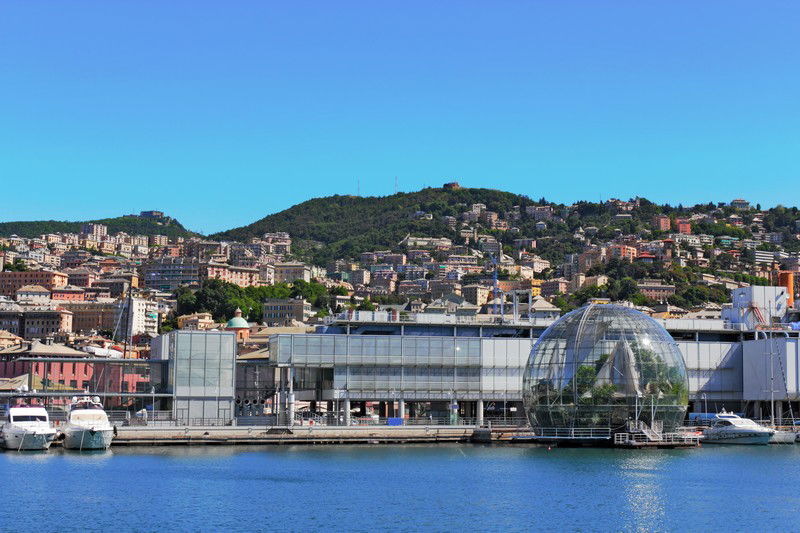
[700,392,708,424]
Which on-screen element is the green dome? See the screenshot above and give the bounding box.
[226,317,249,329]
[226,308,249,329]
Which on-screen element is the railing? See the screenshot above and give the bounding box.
[483,416,530,428]
[534,427,612,439]
[237,415,279,427]
[615,432,701,445]
[324,311,555,327]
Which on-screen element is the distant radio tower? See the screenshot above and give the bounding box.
[394,176,398,195]
[357,178,360,196]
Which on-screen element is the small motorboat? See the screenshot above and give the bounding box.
[702,412,774,445]
[1,404,57,451]
[61,396,114,450]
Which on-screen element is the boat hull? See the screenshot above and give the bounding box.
[703,431,773,445]
[769,430,797,444]
[62,428,114,450]
[2,430,56,451]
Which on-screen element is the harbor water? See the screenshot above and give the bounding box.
[2,444,800,532]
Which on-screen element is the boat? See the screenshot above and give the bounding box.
[1,403,57,451]
[769,429,797,444]
[702,412,774,445]
[61,396,114,450]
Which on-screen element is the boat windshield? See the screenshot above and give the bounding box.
[11,415,47,422]
[71,403,103,411]
[71,411,108,423]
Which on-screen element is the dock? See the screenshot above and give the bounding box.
[110,425,478,446]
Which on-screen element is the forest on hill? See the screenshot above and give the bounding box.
[0,215,198,239]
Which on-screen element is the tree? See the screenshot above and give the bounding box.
[5,259,28,272]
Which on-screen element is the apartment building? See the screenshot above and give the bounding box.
[274,262,312,284]
[0,270,68,298]
[200,262,260,288]
[142,258,200,292]
[262,298,313,326]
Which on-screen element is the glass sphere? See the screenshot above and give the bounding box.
[522,304,688,433]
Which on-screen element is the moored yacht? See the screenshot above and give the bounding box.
[61,396,114,450]
[1,404,57,451]
[769,429,797,444]
[702,412,774,445]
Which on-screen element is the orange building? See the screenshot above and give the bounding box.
[200,262,260,288]
[676,218,692,234]
[51,285,86,302]
[652,215,671,232]
[0,270,68,298]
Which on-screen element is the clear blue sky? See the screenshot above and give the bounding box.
[1,1,798,234]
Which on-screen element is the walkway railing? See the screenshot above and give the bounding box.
[534,427,611,439]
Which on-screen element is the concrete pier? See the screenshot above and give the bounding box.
[111,425,477,446]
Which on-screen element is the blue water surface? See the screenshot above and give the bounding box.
[1,444,799,532]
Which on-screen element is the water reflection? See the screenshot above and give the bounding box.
[1,449,53,463]
[620,452,667,531]
[60,448,114,462]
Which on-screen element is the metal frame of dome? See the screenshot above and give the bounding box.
[522,303,689,434]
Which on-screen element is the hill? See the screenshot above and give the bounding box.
[211,187,536,264]
[212,186,800,266]
[0,215,198,239]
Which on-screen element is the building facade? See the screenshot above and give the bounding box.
[0,270,68,297]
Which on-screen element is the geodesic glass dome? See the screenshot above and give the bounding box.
[522,304,688,433]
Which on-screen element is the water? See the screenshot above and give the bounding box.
[2,444,800,532]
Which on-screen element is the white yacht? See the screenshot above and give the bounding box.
[1,404,57,451]
[769,429,797,444]
[61,396,114,450]
[702,412,774,445]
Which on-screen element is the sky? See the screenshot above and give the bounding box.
[1,1,799,234]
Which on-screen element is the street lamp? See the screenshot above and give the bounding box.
[700,392,708,424]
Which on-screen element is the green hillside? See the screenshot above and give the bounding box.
[211,186,800,267]
[0,215,198,239]
[211,187,536,264]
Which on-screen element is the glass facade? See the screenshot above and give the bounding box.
[271,334,527,400]
[522,305,688,432]
[165,331,236,421]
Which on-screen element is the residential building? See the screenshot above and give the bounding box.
[60,301,118,333]
[429,280,462,300]
[350,269,371,287]
[149,234,170,247]
[142,258,200,292]
[200,262,260,288]
[262,298,313,326]
[274,262,312,284]
[65,268,99,288]
[652,215,671,232]
[637,279,677,302]
[462,284,491,306]
[80,223,107,239]
[676,218,692,234]
[21,308,73,339]
[0,270,68,298]
[177,312,215,330]
[114,297,159,340]
[15,285,51,304]
[540,278,569,297]
[51,285,86,302]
